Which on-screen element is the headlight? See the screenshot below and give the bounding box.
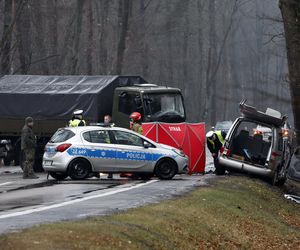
[172,148,186,157]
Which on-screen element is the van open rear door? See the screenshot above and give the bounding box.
[239,100,287,127]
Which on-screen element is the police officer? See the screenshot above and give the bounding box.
[69,110,86,127]
[206,130,226,175]
[130,112,143,135]
[21,117,39,179]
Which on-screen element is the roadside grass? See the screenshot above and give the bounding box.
[1,176,299,250]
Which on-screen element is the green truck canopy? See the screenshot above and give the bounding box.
[0,75,146,121]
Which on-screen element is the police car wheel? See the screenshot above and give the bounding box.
[49,171,68,180]
[155,159,177,180]
[68,159,91,180]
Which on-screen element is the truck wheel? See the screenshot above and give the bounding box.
[14,154,20,166]
[49,172,68,180]
[155,159,177,180]
[68,159,91,180]
[3,158,11,166]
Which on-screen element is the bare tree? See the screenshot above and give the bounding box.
[115,0,131,74]
[86,0,93,75]
[70,0,84,74]
[279,0,300,146]
[15,0,31,74]
[0,0,13,74]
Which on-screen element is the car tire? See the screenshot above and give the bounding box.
[155,159,177,180]
[49,171,68,180]
[271,168,287,186]
[272,145,292,186]
[68,159,91,180]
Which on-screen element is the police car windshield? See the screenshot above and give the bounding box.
[143,93,185,121]
[50,129,75,143]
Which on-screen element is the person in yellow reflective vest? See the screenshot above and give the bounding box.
[69,109,86,127]
[206,130,226,174]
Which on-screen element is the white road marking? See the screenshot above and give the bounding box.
[0,180,158,219]
[0,182,12,187]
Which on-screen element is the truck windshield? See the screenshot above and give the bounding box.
[143,93,185,122]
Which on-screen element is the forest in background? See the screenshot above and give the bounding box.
[0,0,291,126]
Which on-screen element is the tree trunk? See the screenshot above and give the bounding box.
[47,0,58,74]
[0,0,13,74]
[31,1,49,74]
[86,0,93,75]
[115,0,131,74]
[15,0,31,74]
[70,0,84,74]
[279,0,300,146]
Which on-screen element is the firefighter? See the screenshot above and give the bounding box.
[130,112,143,135]
[21,117,39,179]
[120,112,142,179]
[206,130,226,174]
[69,110,86,127]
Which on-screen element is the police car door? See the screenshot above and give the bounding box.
[81,129,116,171]
[111,130,152,171]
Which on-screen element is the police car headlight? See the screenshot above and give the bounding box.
[172,148,186,157]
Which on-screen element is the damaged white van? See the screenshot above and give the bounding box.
[218,100,293,185]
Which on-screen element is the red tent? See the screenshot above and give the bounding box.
[142,122,206,173]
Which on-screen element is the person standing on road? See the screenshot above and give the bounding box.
[21,117,39,179]
[120,112,143,179]
[130,112,143,135]
[206,130,226,175]
[104,114,115,127]
[69,109,86,127]
[104,114,114,179]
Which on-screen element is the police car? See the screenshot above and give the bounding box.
[43,126,188,180]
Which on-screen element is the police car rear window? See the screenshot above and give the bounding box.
[50,129,75,143]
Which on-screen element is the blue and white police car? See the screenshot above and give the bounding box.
[43,126,188,180]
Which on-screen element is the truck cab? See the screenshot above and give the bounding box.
[112,84,186,128]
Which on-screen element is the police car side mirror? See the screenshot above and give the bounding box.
[143,141,150,148]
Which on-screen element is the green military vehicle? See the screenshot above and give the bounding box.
[0,75,186,170]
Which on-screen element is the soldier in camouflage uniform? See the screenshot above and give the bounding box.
[21,117,39,179]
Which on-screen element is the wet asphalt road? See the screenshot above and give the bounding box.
[0,172,215,235]
[0,150,214,235]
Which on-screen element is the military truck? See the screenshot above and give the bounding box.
[0,75,186,170]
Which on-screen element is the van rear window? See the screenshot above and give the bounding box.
[50,129,75,143]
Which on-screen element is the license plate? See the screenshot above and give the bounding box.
[44,160,53,166]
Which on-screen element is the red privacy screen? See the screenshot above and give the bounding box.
[142,123,206,173]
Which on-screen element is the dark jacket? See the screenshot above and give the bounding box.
[21,125,36,150]
[207,131,226,154]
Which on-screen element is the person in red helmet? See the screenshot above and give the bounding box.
[130,112,143,135]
